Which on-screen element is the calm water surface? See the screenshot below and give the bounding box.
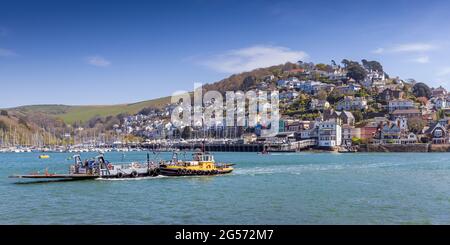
[1,152,450,224]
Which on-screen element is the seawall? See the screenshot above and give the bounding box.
[359,144,430,152]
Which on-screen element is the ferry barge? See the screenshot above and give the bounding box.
[9,154,160,180]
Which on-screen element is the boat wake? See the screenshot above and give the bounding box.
[235,161,413,176]
[96,175,168,181]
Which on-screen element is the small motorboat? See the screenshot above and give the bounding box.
[38,154,50,159]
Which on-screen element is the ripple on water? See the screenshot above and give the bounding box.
[1,152,450,224]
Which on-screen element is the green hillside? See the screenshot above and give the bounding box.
[10,96,171,124]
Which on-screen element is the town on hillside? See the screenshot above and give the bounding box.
[1,59,449,152]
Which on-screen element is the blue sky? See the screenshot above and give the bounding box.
[1,0,450,107]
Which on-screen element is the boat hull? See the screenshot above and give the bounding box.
[159,167,233,176]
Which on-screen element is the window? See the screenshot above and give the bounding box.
[434,129,443,137]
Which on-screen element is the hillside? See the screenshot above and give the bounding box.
[203,62,297,92]
[9,96,171,124]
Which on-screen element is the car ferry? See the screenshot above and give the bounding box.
[159,151,234,176]
[10,154,160,180]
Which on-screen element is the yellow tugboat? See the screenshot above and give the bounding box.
[159,151,234,176]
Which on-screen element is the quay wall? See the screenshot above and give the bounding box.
[359,144,429,152]
[142,140,316,152]
[142,142,450,153]
[429,144,450,152]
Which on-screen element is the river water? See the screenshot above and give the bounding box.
[1,151,450,224]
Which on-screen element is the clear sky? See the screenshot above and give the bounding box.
[1,0,450,107]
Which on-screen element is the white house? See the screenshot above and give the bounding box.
[309,99,330,111]
[434,97,448,110]
[362,70,386,88]
[388,99,415,113]
[318,119,342,147]
[279,91,299,100]
[336,96,368,111]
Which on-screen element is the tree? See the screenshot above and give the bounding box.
[361,59,383,72]
[412,82,432,99]
[355,88,369,98]
[341,59,350,68]
[138,107,156,115]
[240,75,257,90]
[351,110,364,123]
[0,110,8,116]
[342,60,367,82]
[351,137,362,145]
[347,63,367,82]
[327,90,344,104]
[315,63,332,72]
[408,117,426,134]
[437,109,446,120]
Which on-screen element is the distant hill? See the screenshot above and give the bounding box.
[8,96,171,124]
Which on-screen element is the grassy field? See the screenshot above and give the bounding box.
[9,96,171,124]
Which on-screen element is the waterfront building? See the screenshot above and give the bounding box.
[324,110,355,126]
[341,125,360,146]
[425,122,449,144]
[380,122,401,141]
[359,122,379,142]
[317,119,342,147]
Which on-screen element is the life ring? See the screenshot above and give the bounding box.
[181,169,187,175]
[186,170,192,175]
[130,171,138,178]
[177,169,182,175]
[117,172,124,178]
